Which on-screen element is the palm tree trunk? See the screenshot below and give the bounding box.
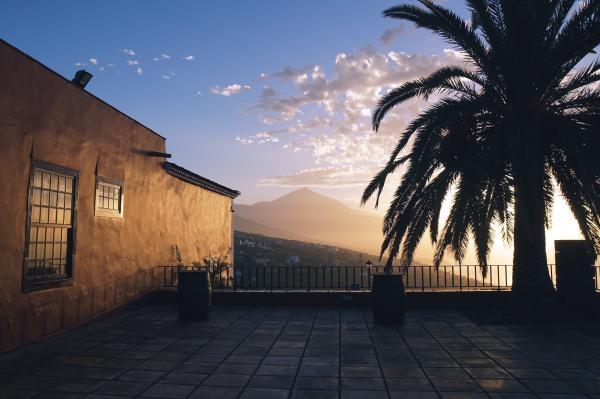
[510,121,556,310]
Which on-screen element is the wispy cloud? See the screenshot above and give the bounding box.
[89,58,98,65]
[126,60,140,66]
[380,25,405,46]
[238,47,465,187]
[123,48,136,56]
[161,71,176,80]
[136,67,143,75]
[183,55,195,61]
[153,53,171,61]
[211,84,251,96]
[259,166,375,188]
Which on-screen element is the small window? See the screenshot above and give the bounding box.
[23,161,78,291]
[95,176,124,218]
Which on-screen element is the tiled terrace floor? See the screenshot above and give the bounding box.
[3,305,600,399]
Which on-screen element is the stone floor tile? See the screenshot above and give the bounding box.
[0,389,40,399]
[425,367,470,379]
[389,392,439,398]
[439,393,487,399]
[8,375,59,391]
[386,378,434,391]
[174,362,217,373]
[96,358,141,369]
[476,379,530,393]
[521,379,579,394]
[119,370,166,382]
[257,364,299,376]
[457,358,498,368]
[294,377,338,390]
[188,386,242,399]
[551,369,600,380]
[431,378,482,392]
[466,367,513,379]
[382,367,426,378]
[302,357,339,367]
[96,381,151,396]
[202,373,251,387]
[565,379,600,394]
[487,393,538,399]
[48,378,106,394]
[224,354,264,364]
[291,390,338,399]
[269,348,305,356]
[214,363,258,375]
[342,366,382,378]
[341,377,386,390]
[418,359,460,368]
[507,368,555,379]
[248,375,295,389]
[61,357,105,367]
[341,391,389,399]
[140,383,196,398]
[77,367,124,380]
[240,388,290,399]
[262,356,301,366]
[298,365,339,377]
[134,360,179,371]
[159,371,207,385]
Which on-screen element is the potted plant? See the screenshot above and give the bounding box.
[173,244,211,321]
[177,269,211,321]
[371,259,405,325]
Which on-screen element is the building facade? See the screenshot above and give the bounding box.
[0,40,239,351]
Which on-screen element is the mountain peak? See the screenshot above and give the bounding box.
[276,188,346,207]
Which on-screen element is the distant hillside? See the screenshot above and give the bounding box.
[233,232,478,289]
[235,188,430,262]
[234,231,383,267]
[234,215,312,242]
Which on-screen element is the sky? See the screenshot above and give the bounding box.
[1,0,588,263]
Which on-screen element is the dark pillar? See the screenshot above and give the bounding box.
[554,240,596,311]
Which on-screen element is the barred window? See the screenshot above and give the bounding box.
[95,177,124,218]
[24,161,77,291]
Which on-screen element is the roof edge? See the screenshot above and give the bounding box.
[0,39,166,141]
[164,162,240,199]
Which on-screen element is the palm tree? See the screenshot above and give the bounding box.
[362,0,600,308]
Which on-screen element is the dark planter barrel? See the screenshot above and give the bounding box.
[372,273,405,325]
[178,270,211,321]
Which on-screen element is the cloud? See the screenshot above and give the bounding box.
[136,67,143,75]
[183,55,195,61]
[123,48,136,56]
[154,53,171,61]
[380,25,405,46]
[238,47,465,188]
[259,166,376,188]
[75,62,87,67]
[89,58,98,65]
[126,60,140,66]
[161,71,176,80]
[211,84,252,96]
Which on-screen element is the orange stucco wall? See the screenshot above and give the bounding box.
[0,41,234,351]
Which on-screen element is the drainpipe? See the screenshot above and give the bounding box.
[230,202,235,267]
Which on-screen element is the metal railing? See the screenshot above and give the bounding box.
[154,264,600,292]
